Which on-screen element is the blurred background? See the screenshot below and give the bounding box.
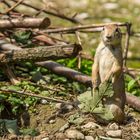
[0,0,140,68]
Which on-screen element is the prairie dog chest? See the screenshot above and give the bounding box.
[100,47,117,68]
[99,46,121,79]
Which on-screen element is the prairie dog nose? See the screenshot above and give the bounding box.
[106,35,112,39]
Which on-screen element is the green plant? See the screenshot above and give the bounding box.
[125,75,140,96]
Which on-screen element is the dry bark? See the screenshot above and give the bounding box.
[36,61,140,112]
[126,93,140,111]
[0,44,81,63]
[0,17,50,29]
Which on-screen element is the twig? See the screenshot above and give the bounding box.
[45,22,127,34]
[11,0,80,24]
[123,22,132,66]
[75,31,82,69]
[79,52,94,61]
[28,82,62,92]
[0,88,68,104]
[5,0,24,14]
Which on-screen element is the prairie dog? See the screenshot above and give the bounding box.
[92,24,126,123]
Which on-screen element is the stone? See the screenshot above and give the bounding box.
[55,103,62,109]
[49,119,56,124]
[41,99,48,104]
[41,137,50,140]
[8,134,17,140]
[81,122,102,129]
[106,130,122,138]
[59,123,70,132]
[23,135,31,140]
[85,135,94,140]
[108,123,119,130]
[55,132,66,139]
[103,3,119,10]
[65,129,85,139]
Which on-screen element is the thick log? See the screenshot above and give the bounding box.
[35,61,140,112]
[0,17,50,29]
[36,61,92,86]
[0,44,81,63]
[126,93,140,111]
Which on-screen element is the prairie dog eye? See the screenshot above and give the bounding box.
[115,28,120,33]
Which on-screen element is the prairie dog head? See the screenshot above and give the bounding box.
[101,24,122,46]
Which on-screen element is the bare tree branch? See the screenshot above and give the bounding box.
[45,22,127,34]
[0,88,69,104]
[5,0,24,14]
[11,0,80,24]
[0,17,50,29]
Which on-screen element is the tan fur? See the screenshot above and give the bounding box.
[92,24,126,123]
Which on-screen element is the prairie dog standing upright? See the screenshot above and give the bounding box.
[92,24,126,123]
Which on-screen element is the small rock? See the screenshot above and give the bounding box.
[55,103,62,109]
[66,104,73,111]
[75,13,89,20]
[103,3,119,10]
[85,135,94,140]
[59,123,70,132]
[8,134,17,140]
[23,135,31,140]
[41,137,49,140]
[81,122,102,129]
[108,123,119,130]
[55,132,66,139]
[107,130,122,138]
[49,119,56,124]
[65,129,85,140]
[41,99,48,104]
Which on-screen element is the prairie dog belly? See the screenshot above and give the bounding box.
[99,47,115,82]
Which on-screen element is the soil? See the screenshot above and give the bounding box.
[1,103,140,140]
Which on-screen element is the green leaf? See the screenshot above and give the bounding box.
[0,104,5,112]
[68,113,84,125]
[20,128,39,136]
[7,85,21,91]
[0,94,7,101]
[128,79,136,91]
[13,30,32,44]
[0,119,19,135]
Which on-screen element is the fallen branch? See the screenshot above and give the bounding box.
[0,17,50,29]
[0,88,68,104]
[45,22,127,34]
[36,61,140,112]
[0,43,81,63]
[35,61,92,86]
[11,0,79,24]
[126,93,140,112]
